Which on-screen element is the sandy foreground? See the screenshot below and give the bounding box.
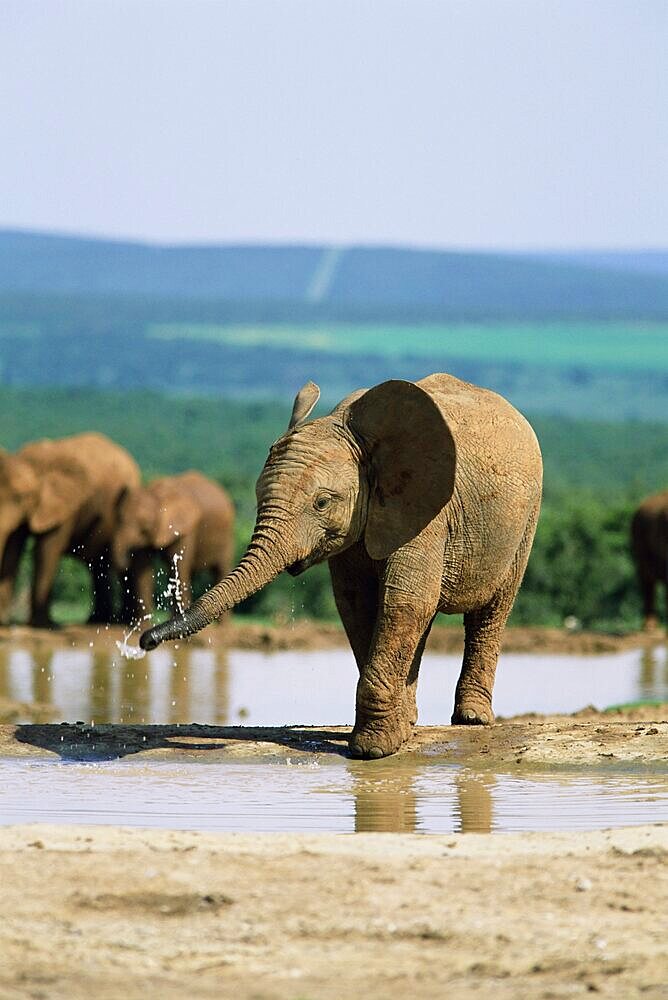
[0,623,667,998]
[0,710,667,1000]
[0,822,666,1000]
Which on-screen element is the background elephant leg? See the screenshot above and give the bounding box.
[89,548,114,624]
[0,527,27,624]
[31,524,71,627]
[131,550,156,622]
[638,565,658,631]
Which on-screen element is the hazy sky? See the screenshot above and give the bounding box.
[1,0,666,248]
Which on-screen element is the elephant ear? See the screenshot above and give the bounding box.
[348,380,456,561]
[2,454,38,500]
[29,459,90,534]
[288,381,320,430]
[153,495,199,549]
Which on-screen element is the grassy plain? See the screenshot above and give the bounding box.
[148,320,668,371]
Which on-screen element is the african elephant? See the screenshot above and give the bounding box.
[113,470,235,622]
[141,374,543,759]
[0,432,140,627]
[630,491,668,631]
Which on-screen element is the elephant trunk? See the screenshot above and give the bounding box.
[139,519,289,650]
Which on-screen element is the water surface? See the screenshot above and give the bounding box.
[2,642,667,726]
[0,754,665,834]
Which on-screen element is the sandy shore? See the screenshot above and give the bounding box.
[0,822,666,999]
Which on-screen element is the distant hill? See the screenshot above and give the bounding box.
[540,250,668,277]
[2,229,668,319]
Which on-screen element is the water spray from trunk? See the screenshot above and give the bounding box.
[139,524,288,650]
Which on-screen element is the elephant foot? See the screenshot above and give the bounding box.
[642,616,662,634]
[451,698,494,726]
[29,615,57,630]
[349,708,413,760]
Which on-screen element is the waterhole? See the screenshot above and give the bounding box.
[2,643,667,726]
[0,756,666,834]
[1,641,666,834]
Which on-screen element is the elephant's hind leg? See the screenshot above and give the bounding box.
[452,600,505,726]
[453,503,539,726]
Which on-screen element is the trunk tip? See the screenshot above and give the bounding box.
[139,627,162,651]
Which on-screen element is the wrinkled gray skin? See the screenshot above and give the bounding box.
[631,491,668,631]
[113,471,235,622]
[141,374,543,759]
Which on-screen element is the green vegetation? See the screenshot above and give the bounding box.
[1,387,666,632]
[149,320,668,373]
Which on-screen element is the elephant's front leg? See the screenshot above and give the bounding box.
[89,548,114,624]
[0,527,27,625]
[350,603,435,759]
[349,542,441,760]
[30,523,73,628]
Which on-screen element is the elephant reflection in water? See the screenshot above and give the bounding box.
[352,761,495,834]
[0,644,230,726]
[639,646,668,702]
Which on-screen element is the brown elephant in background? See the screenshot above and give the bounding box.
[0,432,140,626]
[141,373,542,759]
[631,491,668,631]
[113,471,235,623]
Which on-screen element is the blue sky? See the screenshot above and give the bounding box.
[1,0,666,248]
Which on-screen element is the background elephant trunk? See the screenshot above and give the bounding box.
[139,520,289,649]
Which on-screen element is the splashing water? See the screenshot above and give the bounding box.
[162,550,185,614]
[115,625,146,661]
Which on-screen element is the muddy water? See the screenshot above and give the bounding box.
[1,640,666,835]
[0,754,666,834]
[1,642,668,726]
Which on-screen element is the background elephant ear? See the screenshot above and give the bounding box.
[348,380,456,560]
[288,381,320,430]
[0,454,38,500]
[29,460,89,534]
[153,495,199,549]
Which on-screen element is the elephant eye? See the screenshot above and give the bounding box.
[314,494,331,511]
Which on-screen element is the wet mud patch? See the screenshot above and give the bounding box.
[73,890,234,915]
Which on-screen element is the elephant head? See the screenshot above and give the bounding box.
[140,379,456,650]
[0,450,40,550]
[113,481,200,571]
[17,441,92,535]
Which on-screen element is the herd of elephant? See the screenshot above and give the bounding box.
[2,372,667,758]
[0,432,234,628]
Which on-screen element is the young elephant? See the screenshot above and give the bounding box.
[630,491,668,631]
[114,471,235,621]
[141,374,543,759]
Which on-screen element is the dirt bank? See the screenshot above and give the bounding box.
[0,822,666,1000]
[0,618,663,656]
[0,703,667,768]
